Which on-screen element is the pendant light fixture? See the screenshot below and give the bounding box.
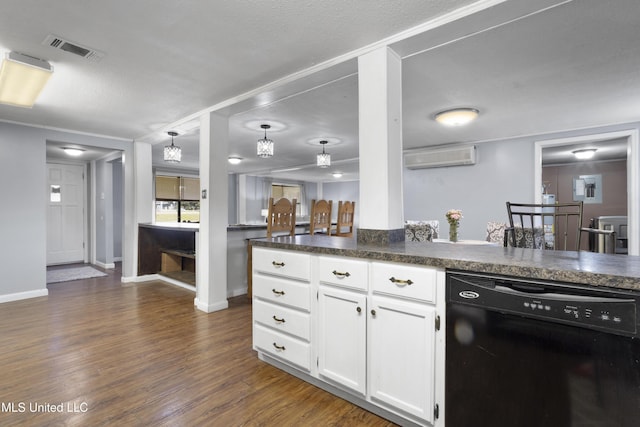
[317,140,331,168]
[163,131,181,163]
[257,124,274,158]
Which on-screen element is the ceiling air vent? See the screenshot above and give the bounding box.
[42,34,105,62]
[404,145,476,169]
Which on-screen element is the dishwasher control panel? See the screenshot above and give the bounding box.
[448,272,638,336]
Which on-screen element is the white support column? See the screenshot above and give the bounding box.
[357,46,404,243]
[124,141,153,281]
[195,112,229,312]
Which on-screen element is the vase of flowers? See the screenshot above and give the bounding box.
[446,209,463,242]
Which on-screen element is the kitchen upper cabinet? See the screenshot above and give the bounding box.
[317,285,367,394]
[369,294,436,423]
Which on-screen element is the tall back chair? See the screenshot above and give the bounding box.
[266,197,297,238]
[310,199,333,235]
[334,201,355,237]
[505,201,583,251]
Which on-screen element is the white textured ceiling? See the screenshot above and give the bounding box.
[1,0,636,179]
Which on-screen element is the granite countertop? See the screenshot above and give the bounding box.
[251,234,640,292]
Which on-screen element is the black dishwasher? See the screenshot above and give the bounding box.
[446,271,640,427]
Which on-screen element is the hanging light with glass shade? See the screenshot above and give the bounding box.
[163,131,181,163]
[317,140,331,168]
[257,124,274,158]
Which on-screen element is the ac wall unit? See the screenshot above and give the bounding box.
[404,145,476,169]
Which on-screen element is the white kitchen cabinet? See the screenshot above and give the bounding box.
[369,294,436,423]
[252,248,312,371]
[317,285,367,394]
[252,247,444,427]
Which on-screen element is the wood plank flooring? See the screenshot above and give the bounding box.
[0,264,396,426]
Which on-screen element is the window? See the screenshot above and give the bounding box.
[155,175,200,223]
[272,183,302,216]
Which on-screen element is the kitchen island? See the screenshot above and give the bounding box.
[249,234,640,427]
[250,234,640,290]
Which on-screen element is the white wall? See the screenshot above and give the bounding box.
[112,158,123,259]
[0,121,133,302]
[404,139,533,240]
[0,123,48,301]
[403,122,640,241]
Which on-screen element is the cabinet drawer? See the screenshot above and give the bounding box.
[252,248,311,281]
[254,324,311,370]
[318,256,368,291]
[253,274,311,311]
[253,299,311,341]
[371,262,437,303]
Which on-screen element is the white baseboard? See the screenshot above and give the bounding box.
[0,288,48,304]
[124,274,196,293]
[94,260,116,269]
[194,297,229,313]
[227,287,248,298]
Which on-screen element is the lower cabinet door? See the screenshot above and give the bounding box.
[369,295,435,423]
[317,285,367,395]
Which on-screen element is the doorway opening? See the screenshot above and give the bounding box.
[534,129,639,255]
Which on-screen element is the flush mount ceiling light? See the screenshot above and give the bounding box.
[0,52,53,108]
[62,147,85,157]
[257,124,274,158]
[332,172,343,178]
[228,156,242,165]
[317,140,331,168]
[573,148,597,160]
[434,108,479,126]
[163,131,181,163]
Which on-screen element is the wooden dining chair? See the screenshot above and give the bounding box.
[334,200,355,237]
[310,199,333,235]
[266,197,297,238]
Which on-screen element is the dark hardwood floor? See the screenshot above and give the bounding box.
[0,264,396,426]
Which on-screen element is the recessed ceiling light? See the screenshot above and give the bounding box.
[228,156,242,165]
[63,147,85,156]
[434,108,479,126]
[572,148,597,160]
[332,172,343,178]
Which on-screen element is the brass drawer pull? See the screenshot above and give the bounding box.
[389,276,413,286]
[272,289,285,296]
[272,261,285,267]
[272,315,286,323]
[273,342,286,351]
[332,270,351,278]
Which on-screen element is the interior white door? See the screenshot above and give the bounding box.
[47,163,85,265]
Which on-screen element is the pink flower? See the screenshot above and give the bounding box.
[445,209,463,225]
